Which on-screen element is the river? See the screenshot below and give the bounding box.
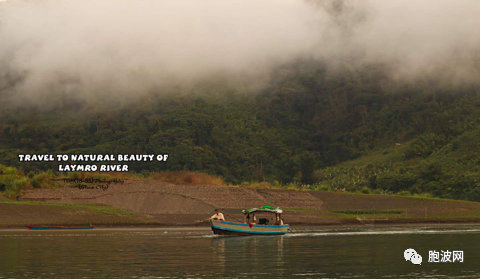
[1,226,479,278]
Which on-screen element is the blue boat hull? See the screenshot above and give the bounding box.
[210,220,289,236]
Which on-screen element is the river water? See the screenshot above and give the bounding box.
[1,226,479,278]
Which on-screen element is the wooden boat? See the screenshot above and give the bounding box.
[210,206,289,236]
[25,225,95,230]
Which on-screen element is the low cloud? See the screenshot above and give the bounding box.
[1,0,479,107]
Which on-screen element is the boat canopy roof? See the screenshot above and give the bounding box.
[242,206,283,214]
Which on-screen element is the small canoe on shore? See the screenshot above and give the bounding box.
[25,225,95,230]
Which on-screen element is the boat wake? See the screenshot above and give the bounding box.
[285,228,480,237]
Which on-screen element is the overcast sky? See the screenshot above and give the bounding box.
[1,0,480,106]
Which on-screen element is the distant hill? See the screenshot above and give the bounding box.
[1,61,480,201]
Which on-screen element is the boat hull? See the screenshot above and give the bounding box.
[210,219,289,236]
[25,226,94,230]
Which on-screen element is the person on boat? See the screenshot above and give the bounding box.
[211,209,225,221]
[275,217,284,225]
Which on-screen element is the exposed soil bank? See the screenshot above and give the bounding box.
[3,180,480,227]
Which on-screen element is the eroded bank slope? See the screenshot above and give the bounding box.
[11,180,480,226]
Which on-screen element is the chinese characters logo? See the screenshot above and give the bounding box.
[428,250,464,263]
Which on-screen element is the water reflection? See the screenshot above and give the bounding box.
[210,237,226,273]
[208,235,286,277]
[0,227,479,278]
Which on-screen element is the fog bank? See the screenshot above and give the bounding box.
[1,0,480,106]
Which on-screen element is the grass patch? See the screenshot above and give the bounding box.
[320,190,458,203]
[284,207,320,211]
[389,194,453,202]
[330,209,404,215]
[323,210,409,220]
[0,201,134,216]
[339,145,407,167]
[238,181,312,191]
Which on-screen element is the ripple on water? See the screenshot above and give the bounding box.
[1,226,480,278]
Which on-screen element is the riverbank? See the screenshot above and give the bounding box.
[1,180,480,228]
[4,222,480,231]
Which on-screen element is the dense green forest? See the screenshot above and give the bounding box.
[1,60,480,201]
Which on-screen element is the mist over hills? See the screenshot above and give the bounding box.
[1,0,480,107]
[1,1,480,201]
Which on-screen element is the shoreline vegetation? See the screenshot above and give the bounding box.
[0,201,156,228]
[0,165,452,200]
[1,169,480,228]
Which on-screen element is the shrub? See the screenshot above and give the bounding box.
[0,173,31,198]
[404,133,446,159]
[0,165,57,196]
[30,171,55,189]
[315,184,332,192]
[396,190,412,196]
[361,186,372,194]
[377,171,417,192]
[413,192,434,199]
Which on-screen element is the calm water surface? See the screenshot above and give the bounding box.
[1,226,480,278]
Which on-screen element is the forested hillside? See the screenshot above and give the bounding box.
[1,61,480,200]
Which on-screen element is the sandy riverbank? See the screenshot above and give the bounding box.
[2,180,480,227]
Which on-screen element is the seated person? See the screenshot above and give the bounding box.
[210,209,225,221]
